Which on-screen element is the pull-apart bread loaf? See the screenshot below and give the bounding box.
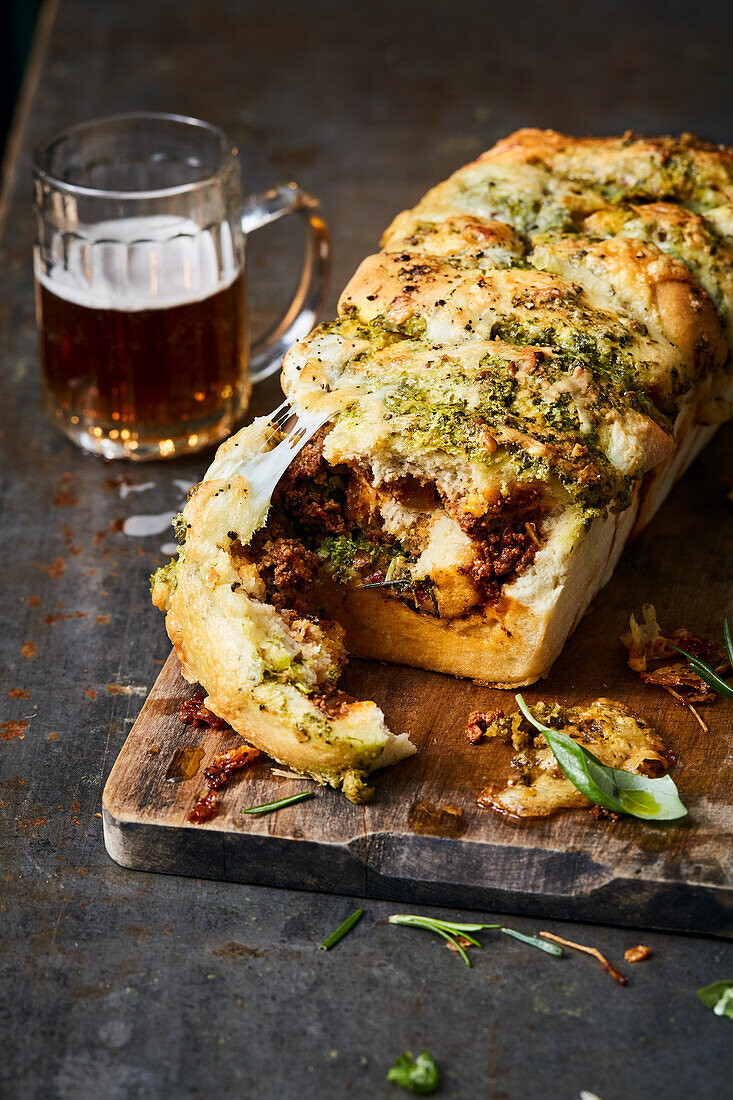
[153,130,733,799]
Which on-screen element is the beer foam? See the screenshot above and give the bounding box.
[35,215,239,312]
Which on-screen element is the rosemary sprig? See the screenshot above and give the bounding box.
[388,914,562,968]
[389,915,484,966]
[242,791,315,815]
[670,618,733,700]
[318,908,365,950]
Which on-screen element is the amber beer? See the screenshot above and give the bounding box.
[33,113,330,459]
[37,260,248,458]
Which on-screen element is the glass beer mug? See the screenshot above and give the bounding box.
[32,112,330,460]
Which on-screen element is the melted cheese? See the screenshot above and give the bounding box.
[479,698,670,818]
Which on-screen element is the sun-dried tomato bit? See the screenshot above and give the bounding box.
[636,757,669,778]
[624,944,651,963]
[588,804,620,821]
[204,746,260,790]
[465,709,504,744]
[187,789,219,824]
[446,935,476,953]
[186,744,260,825]
[178,689,231,730]
[621,605,731,709]
[659,747,678,769]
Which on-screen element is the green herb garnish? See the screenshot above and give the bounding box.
[389,915,484,966]
[242,791,315,815]
[697,980,733,1019]
[388,914,562,968]
[670,619,733,699]
[387,1049,440,1094]
[498,927,564,955]
[318,909,364,950]
[515,695,687,821]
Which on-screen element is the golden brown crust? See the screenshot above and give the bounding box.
[277,128,733,686]
[171,130,733,722]
[530,233,728,385]
[478,127,733,206]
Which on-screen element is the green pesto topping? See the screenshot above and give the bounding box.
[260,646,340,697]
[317,530,438,612]
[490,313,631,384]
[318,531,414,584]
[612,211,730,323]
[333,305,427,344]
[455,176,576,236]
[451,143,733,239]
[296,711,333,740]
[314,314,642,514]
[487,314,676,425]
[594,152,723,211]
[383,391,498,460]
[343,353,632,514]
[149,556,180,596]
[341,771,375,803]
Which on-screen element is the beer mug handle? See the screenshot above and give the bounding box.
[242,182,331,384]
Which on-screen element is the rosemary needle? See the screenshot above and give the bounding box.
[242,791,315,815]
[670,643,733,699]
[498,927,563,956]
[319,909,365,950]
[389,914,564,967]
[669,617,733,700]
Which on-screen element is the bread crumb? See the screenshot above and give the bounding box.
[624,944,651,963]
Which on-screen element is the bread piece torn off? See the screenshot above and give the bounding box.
[151,419,415,804]
[476,698,674,818]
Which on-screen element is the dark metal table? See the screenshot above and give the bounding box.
[1,1,732,1096]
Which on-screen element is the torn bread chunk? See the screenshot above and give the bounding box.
[476,699,673,818]
[151,419,415,803]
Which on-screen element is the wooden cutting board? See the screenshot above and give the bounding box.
[103,436,733,937]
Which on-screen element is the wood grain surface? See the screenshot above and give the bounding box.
[104,481,733,935]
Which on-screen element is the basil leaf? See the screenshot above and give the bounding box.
[724,619,733,670]
[515,696,687,821]
[387,1050,441,1094]
[697,980,733,1019]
